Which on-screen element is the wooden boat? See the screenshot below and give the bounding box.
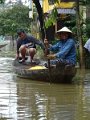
[0,44,7,49]
[13,58,76,83]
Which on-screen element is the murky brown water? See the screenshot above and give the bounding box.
[0,57,90,119]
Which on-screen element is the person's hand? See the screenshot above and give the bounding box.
[46,54,56,60]
[15,54,19,59]
[44,49,49,56]
[44,39,49,44]
[25,43,29,48]
[25,43,33,48]
[44,39,49,48]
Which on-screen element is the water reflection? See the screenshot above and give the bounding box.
[0,57,90,120]
[16,80,79,120]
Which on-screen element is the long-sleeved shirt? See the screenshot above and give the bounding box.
[49,38,76,65]
[17,35,45,54]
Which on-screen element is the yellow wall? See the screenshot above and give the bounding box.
[43,0,76,13]
[43,0,54,13]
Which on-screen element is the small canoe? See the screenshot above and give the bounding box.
[13,59,76,83]
[0,44,7,49]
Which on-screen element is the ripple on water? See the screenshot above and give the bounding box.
[0,57,90,120]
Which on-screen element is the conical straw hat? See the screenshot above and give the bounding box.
[56,27,72,33]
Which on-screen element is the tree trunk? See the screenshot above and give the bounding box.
[33,0,45,41]
[76,0,85,69]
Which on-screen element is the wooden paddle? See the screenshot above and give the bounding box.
[44,39,52,82]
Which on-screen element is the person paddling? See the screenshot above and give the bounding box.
[44,26,76,67]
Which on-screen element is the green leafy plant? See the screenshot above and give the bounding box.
[45,7,58,28]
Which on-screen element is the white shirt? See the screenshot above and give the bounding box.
[84,39,90,52]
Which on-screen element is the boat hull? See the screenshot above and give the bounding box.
[0,44,7,49]
[13,59,76,83]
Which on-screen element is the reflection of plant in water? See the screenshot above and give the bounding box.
[0,50,15,57]
[73,68,86,84]
[0,43,16,57]
[0,117,7,120]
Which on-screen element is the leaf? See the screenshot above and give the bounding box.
[44,7,58,28]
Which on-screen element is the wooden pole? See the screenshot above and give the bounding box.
[76,0,85,69]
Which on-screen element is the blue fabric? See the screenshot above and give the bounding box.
[49,38,76,65]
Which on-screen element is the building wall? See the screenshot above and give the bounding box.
[43,0,76,13]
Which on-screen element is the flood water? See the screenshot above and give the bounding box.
[0,57,90,120]
[0,44,90,120]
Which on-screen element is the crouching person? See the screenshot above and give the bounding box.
[16,29,45,63]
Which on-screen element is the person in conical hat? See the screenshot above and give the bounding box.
[44,26,76,67]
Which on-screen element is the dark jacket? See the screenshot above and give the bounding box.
[17,35,45,54]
